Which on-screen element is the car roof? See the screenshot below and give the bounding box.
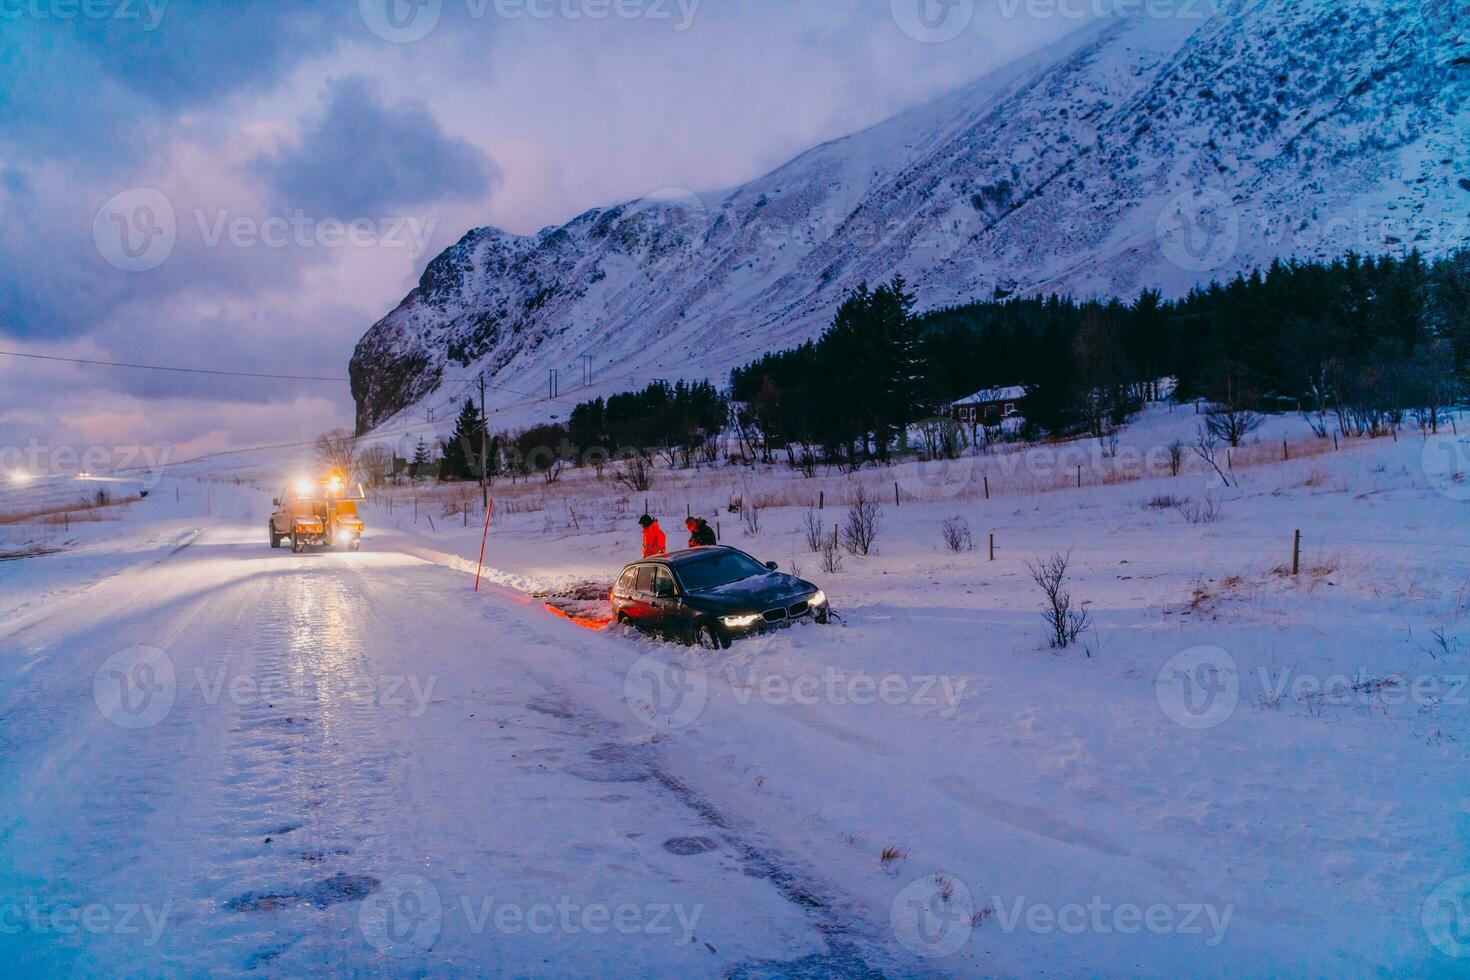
[622,546,738,570]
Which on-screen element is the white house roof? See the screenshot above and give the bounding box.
[955,385,1025,405]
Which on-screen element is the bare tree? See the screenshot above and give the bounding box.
[359,444,393,487]
[940,516,974,553]
[819,529,844,573]
[1166,439,1185,477]
[742,499,763,536]
[614,451,653,492]
[801,507,826,552]
[841,486,883,556]
[316,429,360,480]
[1027,551,1091,650]
[1192,424,1233,488]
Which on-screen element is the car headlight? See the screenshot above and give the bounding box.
[721,613,762,628]
[810,590,828,607]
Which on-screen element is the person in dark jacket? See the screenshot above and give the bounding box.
[685,516,717,547]
[639,514,667,557]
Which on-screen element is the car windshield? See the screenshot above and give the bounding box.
[676,551,768,592]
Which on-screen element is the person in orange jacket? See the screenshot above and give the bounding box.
[639,514,666,557]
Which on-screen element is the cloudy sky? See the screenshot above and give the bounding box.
[1,0,1084,469]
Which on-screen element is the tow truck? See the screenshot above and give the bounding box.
[269,472,365,553]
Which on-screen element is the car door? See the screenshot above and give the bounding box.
[626,564,658,628]
[649,566,685,636]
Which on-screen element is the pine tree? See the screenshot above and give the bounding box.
[409,438,431,479]
[441,399,485,481]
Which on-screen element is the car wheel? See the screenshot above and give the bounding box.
[348,540,360,552]
[694,620,727,651]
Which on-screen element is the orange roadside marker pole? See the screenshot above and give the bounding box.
[474,499,495,592]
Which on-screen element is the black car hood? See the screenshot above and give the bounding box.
[684,571,815,612]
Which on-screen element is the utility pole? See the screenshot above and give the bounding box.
[580,354,593,388]
[549,368,559,400]
[478,372,488,511]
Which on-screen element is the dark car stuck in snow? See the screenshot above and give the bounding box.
[611,546,829,649]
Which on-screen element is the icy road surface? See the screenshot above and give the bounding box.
[0,522,884,976]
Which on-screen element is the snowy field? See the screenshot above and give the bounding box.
[2,407,1468,976]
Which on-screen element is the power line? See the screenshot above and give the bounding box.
[0,349,351,383]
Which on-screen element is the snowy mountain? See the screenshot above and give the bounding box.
[351,0,1469,435]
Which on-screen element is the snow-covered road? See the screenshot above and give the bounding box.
[0,520,889,976]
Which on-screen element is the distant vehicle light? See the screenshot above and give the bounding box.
[295,479,314,496]
[9,471,32,485]
[76,471,91,479]
[328,476,343,492]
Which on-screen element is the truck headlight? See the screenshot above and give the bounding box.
[721,613,761,628]
[810,590,828,607]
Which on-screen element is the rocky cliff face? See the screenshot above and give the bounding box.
[352,0,1469,435]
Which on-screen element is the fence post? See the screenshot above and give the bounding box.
[983,475,990,500]
[1076,465,1082,489]
[895,482,901,507]
[1292,530,1301,576]
[1283,440,1289,461]
[989,533,995,562]
[1333,432,1339,451]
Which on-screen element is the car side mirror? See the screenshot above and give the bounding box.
[272,498,280,506]
[765,561,778,571]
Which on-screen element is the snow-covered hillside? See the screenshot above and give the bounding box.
[351,0,1469,436]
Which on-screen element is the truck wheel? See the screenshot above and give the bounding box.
[291,531,304,554]
[348,540,361,552]
[269,526,281,548]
